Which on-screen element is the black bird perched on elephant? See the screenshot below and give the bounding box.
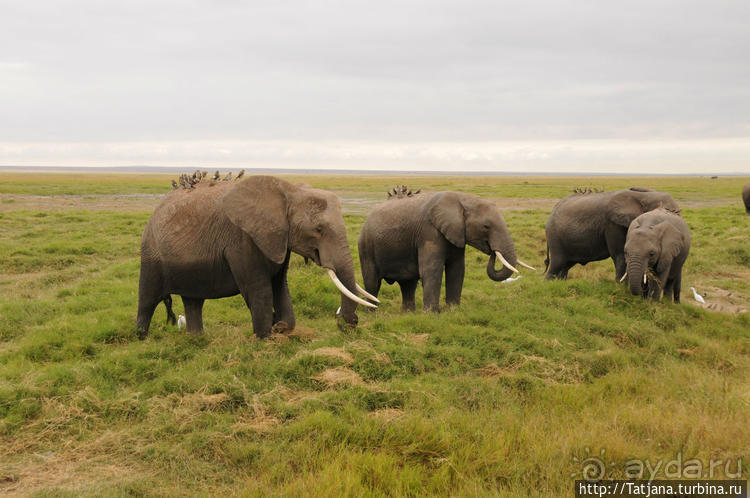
[623,208,691,303]
[358,189,535,312]
[544,187,680,281]
[137,175,377,339]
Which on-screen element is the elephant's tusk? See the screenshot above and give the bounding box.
[643,273,648,285]
[355,283,380,303]
[327,269,377,309]
[620,272,628,282]
[495,251,519,274]
[516,259,536,271]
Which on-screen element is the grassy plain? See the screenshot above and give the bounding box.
[1,172,749,496]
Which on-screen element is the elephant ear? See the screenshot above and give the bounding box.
[220,176,290,264]
[428,192,465,248]
[656,223,683,274]
[606,191,649,228]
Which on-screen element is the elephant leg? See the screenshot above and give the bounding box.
[398,279,419,312]
[136,297,159,339]
[648,270,669,301]
[181,297,205,333]
[247,284,274,338]
[225,249,276,338]
[163,295,177,325]
[136,262,163,338]
[360,259,382,311]
[271,267,295,331]
[444,251,465,306]
[545,248,571,280]
[605,229,628,281]
[419,243,446,312]
[612,253,627,282]
[670,271,683,304]
[663,277,675,303]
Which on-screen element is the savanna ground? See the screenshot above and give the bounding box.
[1,172,749,496]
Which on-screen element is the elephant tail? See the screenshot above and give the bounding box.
[544,244,550,273]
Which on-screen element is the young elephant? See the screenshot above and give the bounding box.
[742,183,750,215]
[137,175,376,339]
[623,208,691,303]
[358,189,534,311]
[545,187,680,280]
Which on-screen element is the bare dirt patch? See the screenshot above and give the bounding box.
[299,347,354,364]
[312,367,363,387]
[0,193,164,212]
[0,428,152,496]
[686,286,749,314]
[368,408,405,422]
[407,333,430,346]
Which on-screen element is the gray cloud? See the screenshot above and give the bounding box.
[1,0,749,170]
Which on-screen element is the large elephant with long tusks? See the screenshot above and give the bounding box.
[358,189,534,311]
[137,175,376,339]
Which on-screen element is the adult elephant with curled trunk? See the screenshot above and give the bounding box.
[137,175,376,339]
[545,187,680,281]
[742,183,750,215]
[358,189,534,311]
[623,208,691,303]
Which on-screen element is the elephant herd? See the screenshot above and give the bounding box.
[135,175,749,339]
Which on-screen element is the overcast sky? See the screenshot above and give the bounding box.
[1,0,749,173]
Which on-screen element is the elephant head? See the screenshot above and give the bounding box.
[624,210,686,297]
[428,192,533,282]
[606,188,681,229]
[220,176,375,327]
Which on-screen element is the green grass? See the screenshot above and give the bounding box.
[1,173,749,495]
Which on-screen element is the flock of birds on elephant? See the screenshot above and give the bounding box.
[136,174,750,338]
[171,169,245,189]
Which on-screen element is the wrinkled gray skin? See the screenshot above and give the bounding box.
[545,187,680,281]
[137,176,360,338]
[624,208,691,303]
[358,191,518,311]
[743,183,750,215]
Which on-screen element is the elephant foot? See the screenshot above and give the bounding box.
[271,321,294,335]
[336,308,358,332]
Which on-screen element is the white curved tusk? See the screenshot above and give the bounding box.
[495,251,519,274]
[620,272,628,282]
[516,259,536,271]
[327,269,377,309]
[355,283,380,303]
[643,273,648,285]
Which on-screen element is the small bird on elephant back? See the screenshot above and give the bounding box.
[544,187,681,281]
[136,175,378,339]
[622,208,691,303]
[358,188,535,312]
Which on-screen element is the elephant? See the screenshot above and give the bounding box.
[743,183,750,215]
[137,175,377,339]
[623,208,691,302]
[544,187,680,281]
[358,189,534,312]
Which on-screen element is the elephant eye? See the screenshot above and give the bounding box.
[316,225,324,234]
[649,250,655,257]
[482,224,490,230]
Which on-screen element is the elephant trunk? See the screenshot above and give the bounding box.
[323,239,363,328]
[627,261,646,296]
[486,230,518,282]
